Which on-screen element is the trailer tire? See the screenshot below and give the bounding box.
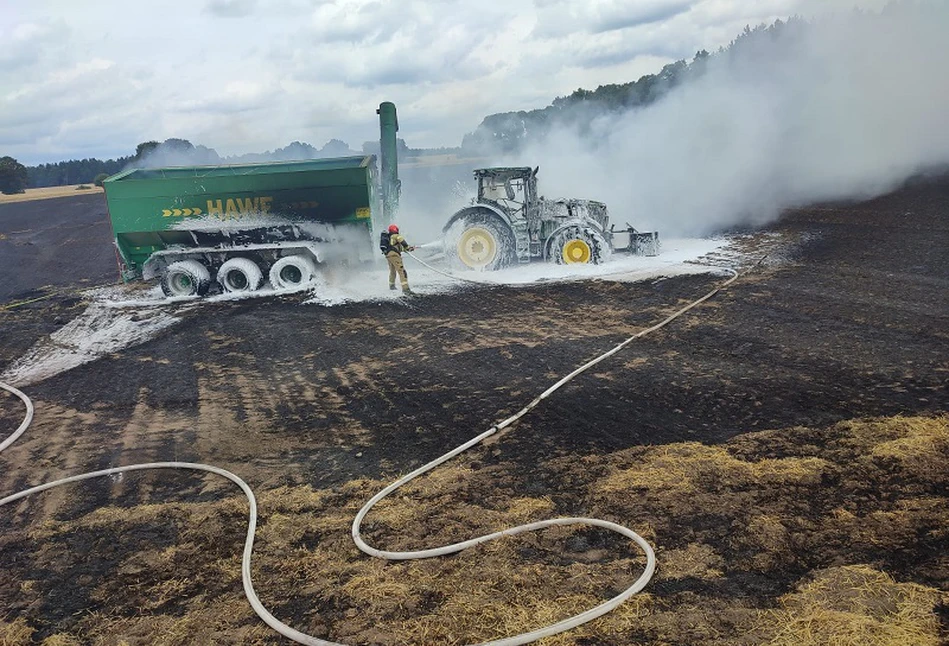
[269,255,318,290]
[446,212,516,271]
[218,257,264,293]
[161,260,211,297]
[550,226,611,265]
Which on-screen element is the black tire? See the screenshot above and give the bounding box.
[549,226,610,265]
[161,260,211,297]
[445,211,516,271]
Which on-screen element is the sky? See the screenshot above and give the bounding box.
[1,0,895,166]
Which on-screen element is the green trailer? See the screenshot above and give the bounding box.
[103,102,400,297]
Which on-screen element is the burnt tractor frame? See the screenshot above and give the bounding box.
[442,167,658,271]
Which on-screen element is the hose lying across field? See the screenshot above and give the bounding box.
[0,265,740,645]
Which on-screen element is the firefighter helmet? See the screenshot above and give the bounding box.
[388,224,399,233]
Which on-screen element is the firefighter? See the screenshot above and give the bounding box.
[381,224,416,294]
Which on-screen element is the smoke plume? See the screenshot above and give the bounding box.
[499,3,949,237]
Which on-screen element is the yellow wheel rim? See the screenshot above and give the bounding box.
[457,227,497,268]
[561,238,592,264]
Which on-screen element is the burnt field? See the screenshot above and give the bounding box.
[0,177,947,645]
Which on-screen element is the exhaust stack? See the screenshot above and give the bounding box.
[377,101,400,223]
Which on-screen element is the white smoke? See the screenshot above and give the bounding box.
[501,3,949,236]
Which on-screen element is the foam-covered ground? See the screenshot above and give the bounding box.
[1,237,744,386]
[308,237,732,305]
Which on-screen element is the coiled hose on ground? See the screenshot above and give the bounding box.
[0,265,739,645]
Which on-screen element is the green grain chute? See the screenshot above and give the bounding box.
[377,101,401,224]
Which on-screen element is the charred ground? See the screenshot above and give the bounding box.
[0,176,947,645]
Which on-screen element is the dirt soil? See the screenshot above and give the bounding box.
[0,176,947,645]
[0,192,115,303]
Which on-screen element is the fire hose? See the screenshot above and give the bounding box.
[1,266,741,645]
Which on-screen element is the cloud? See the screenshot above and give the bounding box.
[205,0,257,17]
[307,0,400,43]
[533,0,697,38]
[175,80,272,114]
[0,19,72,86]
[591,0,696,33]
[284,0,503,87]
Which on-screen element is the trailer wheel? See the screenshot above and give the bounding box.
[551,226,610,265]
[447,213,515,271]
[269,255,318,290]
[161,260,211,297]
[217,257,264,293]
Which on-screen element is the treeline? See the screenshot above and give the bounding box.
[460,18,803,154]
[17,137,462,191]
[23,138,343,189]
[27,157,132,188]
[461,52,706,154]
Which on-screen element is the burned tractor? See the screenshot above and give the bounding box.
[442,167,658,270]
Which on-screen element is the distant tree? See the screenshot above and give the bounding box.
[690,49,711,78]
[27,156,131,188]
[188,145,221,165]
[129,138,217,168]
[274,141,319,160]
[94,173,109,187]
[161,138,194,152]
[135,141,160,161]
[319,139,353,157]
[0,156,28,194]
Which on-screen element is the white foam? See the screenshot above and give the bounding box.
[1,236,739,385]
[304,236,731,305]
[1,301,185,387]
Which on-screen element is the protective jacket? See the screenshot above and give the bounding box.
[381,232,411,255]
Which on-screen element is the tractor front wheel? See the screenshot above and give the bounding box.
[447,214,515,271]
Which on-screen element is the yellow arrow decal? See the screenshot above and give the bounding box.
[162,209,173,217]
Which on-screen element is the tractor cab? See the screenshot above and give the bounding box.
[474,167,538,222]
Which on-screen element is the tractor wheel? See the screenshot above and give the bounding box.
[551,226,610,265]
[161,260,211,297]
[447,213,515,271]
[217,257,264,293]
[269,254,319,290]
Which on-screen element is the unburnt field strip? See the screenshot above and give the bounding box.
[0,175,947,645]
